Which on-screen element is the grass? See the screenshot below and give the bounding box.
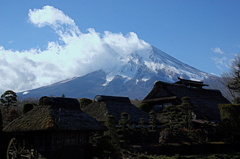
[122,143,240,159]
[126,152,240,159]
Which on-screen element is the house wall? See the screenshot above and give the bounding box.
[33,131,90,158]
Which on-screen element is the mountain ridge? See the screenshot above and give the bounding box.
[18,46,227,100]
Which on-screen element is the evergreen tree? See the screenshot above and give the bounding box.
[139,117,147,134]
[138,118,148,143]
[90,115,122,158]
[118,112,131,144]
[118,112,130,129]
[218,104,240,141]
[160,97,196,143]
[105,115,120,146]
[104,115,121,158]
[0,90,17,110]
[147,111,160,143]
[178,97,195,129]
[148,111,157,132]
[0,109,3,131]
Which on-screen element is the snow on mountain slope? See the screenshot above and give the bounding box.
[103,45,209,85]
[18,45,225,100]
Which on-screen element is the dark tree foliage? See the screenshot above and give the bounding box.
[79,98,92,109]
[103,115,122,158]
[160,97,203,143]
[148,111,157,132]
[105,115,120,147]
[119,112,131,128]
[0,109,3,131]
[139,103,151,112]
[137,118,148,142]
[178,97,195,129]
[90,115,122,158]
[22,103,34,114]
[218,104,240,141]
[0,90,17,109]
[118,112,131,144]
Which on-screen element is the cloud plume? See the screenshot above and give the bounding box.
[212,47,224,54]
[0,5,150,94]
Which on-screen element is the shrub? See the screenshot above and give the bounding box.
[22,103,34,114]
[79,98,92,109]
[139,103,151,112]
[218,104,240,141]
[0,109,2,131]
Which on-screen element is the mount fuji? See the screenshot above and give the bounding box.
[18,46,226,100]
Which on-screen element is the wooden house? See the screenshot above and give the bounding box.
[3,96,106,159]
[82,95,149,123]
[141,78,230,121]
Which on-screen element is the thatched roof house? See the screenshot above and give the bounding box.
[141,78,230,121]
[4,96,106,132]
[3,96,106,159]
[82,95,149,123]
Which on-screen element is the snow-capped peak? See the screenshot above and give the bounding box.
[102,45,208,86]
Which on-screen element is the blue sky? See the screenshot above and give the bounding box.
[0,0,239,93]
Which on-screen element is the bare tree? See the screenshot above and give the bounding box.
[221,55,240,103]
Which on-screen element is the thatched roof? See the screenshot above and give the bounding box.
[83,95,149,123]
[175,77,209,88]
[142,80,230,121]
[3,97,106,132]
[94,95,130,103]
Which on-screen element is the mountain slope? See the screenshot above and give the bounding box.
[18,46,226,100]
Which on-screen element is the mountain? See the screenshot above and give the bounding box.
[18,46,227,100]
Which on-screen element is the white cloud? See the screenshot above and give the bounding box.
[0,5,150,95]
[28,5,75,28]
[211,56,230,72]
[212,47,224,54]
[103,31,149,56]
[211,47,230,73]
[211,47,240,74]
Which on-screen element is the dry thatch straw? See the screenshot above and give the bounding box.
[3,96,106,132]
[83,95,149,123]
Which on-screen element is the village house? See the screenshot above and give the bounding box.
[141,78,230,122]
[3,96,106,159]
[82,95,149,123]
